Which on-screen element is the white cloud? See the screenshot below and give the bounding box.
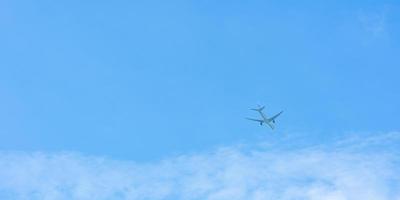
[358,8,388,37]
[0,132,399,200]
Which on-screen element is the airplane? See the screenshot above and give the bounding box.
[246,105,283,130]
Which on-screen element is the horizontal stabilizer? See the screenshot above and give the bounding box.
[250,106,265,112]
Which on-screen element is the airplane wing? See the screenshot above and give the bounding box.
[270,111,283,121]
[245,117,264,123]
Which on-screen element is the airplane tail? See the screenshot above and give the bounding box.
[250,105,265,112]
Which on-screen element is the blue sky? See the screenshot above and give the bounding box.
[1,0,399,160]
[1,1,400,160]
[1,0,400,199]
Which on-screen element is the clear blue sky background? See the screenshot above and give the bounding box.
[1,0,399,160]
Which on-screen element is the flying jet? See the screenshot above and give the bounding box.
[246,105,283,130]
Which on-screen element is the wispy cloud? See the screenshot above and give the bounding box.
[0,132,399,200]
[357,7,388,37]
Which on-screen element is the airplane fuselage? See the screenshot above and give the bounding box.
[246,106,282,130]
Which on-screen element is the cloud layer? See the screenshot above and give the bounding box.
[0,132,399,200]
